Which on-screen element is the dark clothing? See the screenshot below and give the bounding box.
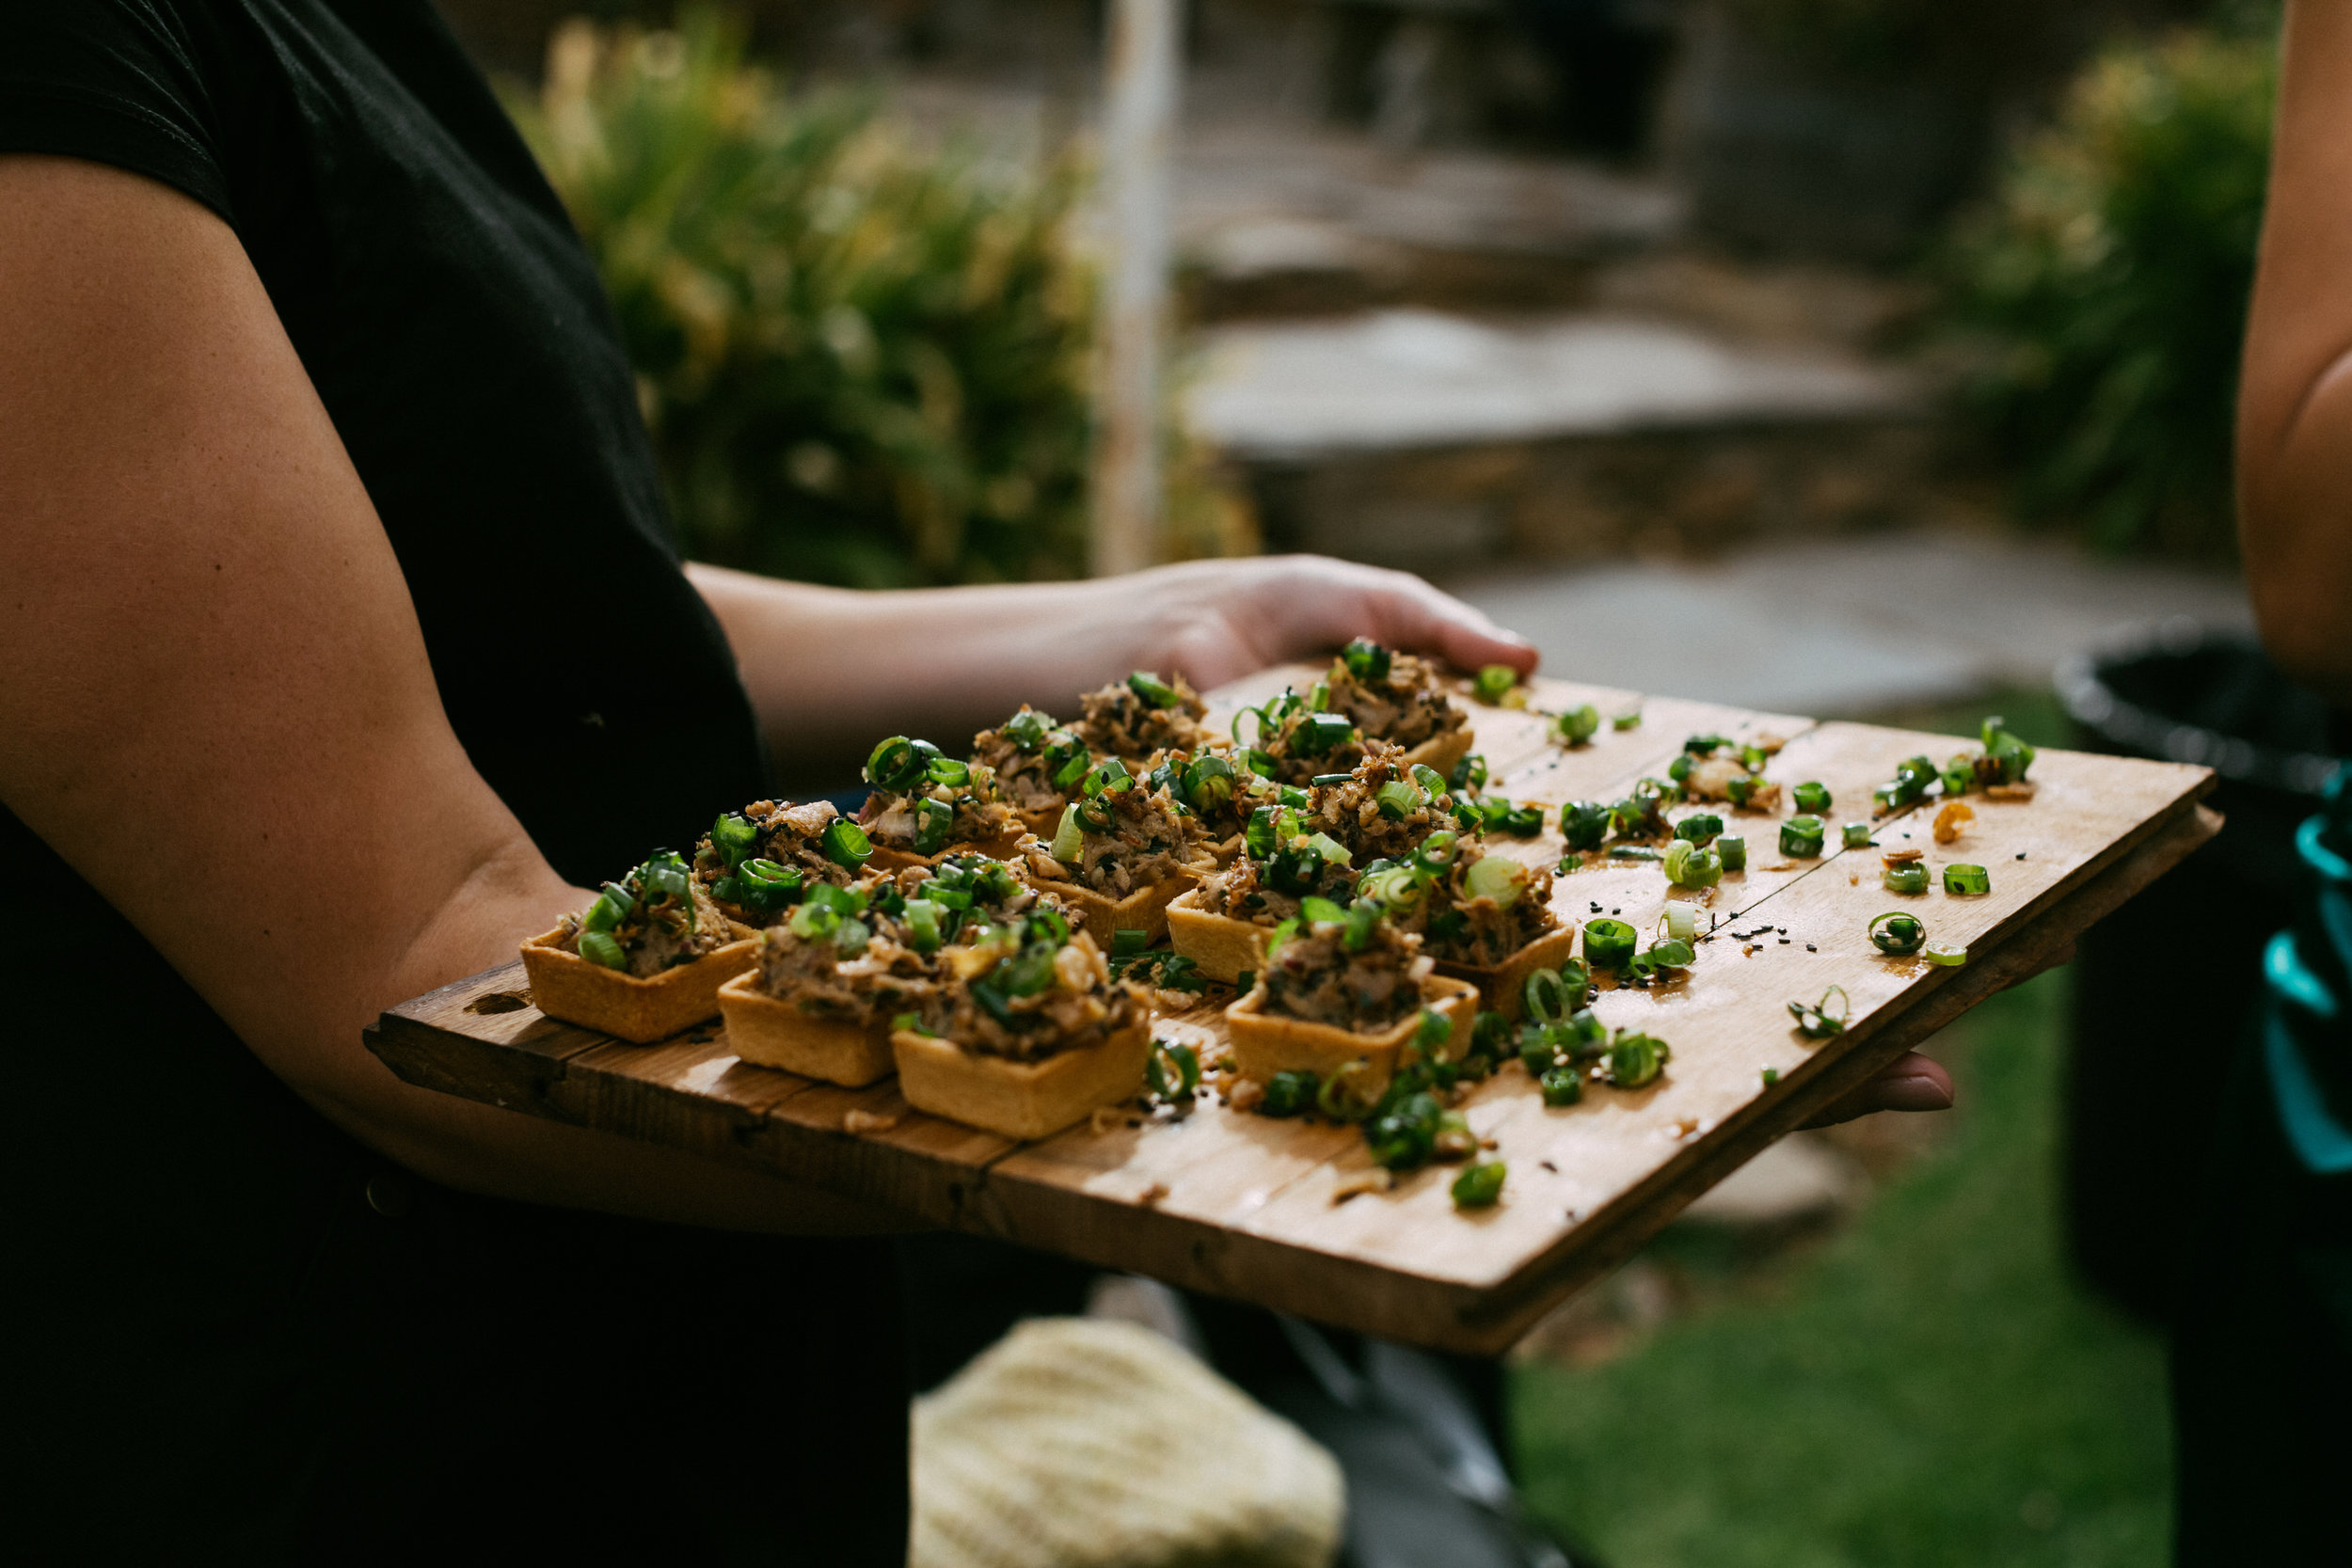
[0,2,905,1558]
[2173,774,2352,1562]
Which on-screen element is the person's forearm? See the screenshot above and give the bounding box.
[2237,0,2352,703]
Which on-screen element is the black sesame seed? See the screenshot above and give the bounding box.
[2015,852,2027,860]
[1806,943,1817,952]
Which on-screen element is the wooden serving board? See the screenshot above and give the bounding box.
[367,668,2217,1354]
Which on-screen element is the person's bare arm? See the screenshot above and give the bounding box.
[0,156,899,1233]
[686,558,1540,790]
[2237,0,2352,703]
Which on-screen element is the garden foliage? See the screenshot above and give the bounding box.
[1945,23,2277,557]
[513,8,1248,587]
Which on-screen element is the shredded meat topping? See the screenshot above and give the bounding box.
[1391,851,1560,969]
[858,769,1022,854]
[753,909,946,1023]
[1294,740,1461,863]
[1023,785,1212,897]
[1258,920,1433,1035]
[915,928,1151,1062]
[693,800,858,913]
[1324,651,1464,752]
[1073,675,1211,761]
[559,876,734,979]
[969,708,1082,816]
[1199,849,1359,925]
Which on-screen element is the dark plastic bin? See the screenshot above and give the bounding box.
[2055,620,2347,1324]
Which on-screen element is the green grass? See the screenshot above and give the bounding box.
[1511,965,2173,1567]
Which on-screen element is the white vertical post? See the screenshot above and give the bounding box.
[1090,0,1181,578]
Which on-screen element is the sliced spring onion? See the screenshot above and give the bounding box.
[832,917,872,956]
[1049,803,1086,864]
[1780,816,1827,858]
[736,858,804,913]
[927,754,971,790]
[1002,708,1053,751]
[1540,1067,1582,1107]
[1584,917,1638,970]
[1608,1031,1669,1087]
[1608,846,1664,862]
[1612,709,1643,731]
[1145,1038,1201,1099]
[1303,832,1354,867]
[1943,863,1991,895]
[1883,863,1929,895]
[1111,928,1150,958]
[1873,754,1938,813]
[1926,942,1969,966]
[1417,831,1462,870]
[1183,755,1238,811]
[1787,985,1849,1038]
[1791,781,1832,815]
[1868,911,1927,956]
[913,798,956,856]
[583,881,634,933]
[1662,904,1698,942]
[1317,1060,1382,1123]
[1343,897,1380,952]
[1675,814,1724,846]
[1523,967,1567,1024]
[1342,638,1393,682]
[1261,1069,1316,1117]
[1451,1161,1507,1208]
[902,898,944,954]
[1719,835,1748,872]
[1451,753,1488,794]
[864,736,927,792]
[1127,671,1182,709]
[709,811,759,870]
[1375,779,1426,821]
[1299,895,1346,926]
[1083,757,1135,798]
[577,930,628,970]
[1559,800,1612,851]
[1409,764,1450,798]
[1244,805,1277,861]
[1980,716,2036,784]
[1462,853,1528,908]
[1842,822,1874,849]
[1557,705,1600,745]
[1661,838,1693,883]
[1294,711,1355,755]
[1645,938,1695,969]
[1941,757,1975,798]
[821,818,873,870]
[1472,663,1518,703]
[1414,1006,1454,1054]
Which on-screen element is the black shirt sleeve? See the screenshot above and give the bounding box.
[0,0,234,224]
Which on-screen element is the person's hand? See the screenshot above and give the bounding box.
[1123,556,1539,688]
[1801,1052,1954,1128]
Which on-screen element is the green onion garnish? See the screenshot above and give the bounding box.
[1413,1006,1454,1055]
[903,899,943,954]
[1926,942,1969,966]
[1299,895,1345,926]
[1261,1070,1316,1117]
[1127,671,1183,709]
[1842,822,1874,849]
[913,798,955,856]
[1375,779,1426,821]
[1524,967,1567,1024]
[709,811,758,870]
[1049,803,1086,864]
[1002,708,1054,751]
[821,818,872,870]
[1146,1037,1201,1099]
[1341,638,1393,682]
[1662,904,1697,942]
[1472,664,1517,703]
[1557,705,1600,745]
[1944,863,1991,895]
[1883,863,1928,895]
[1183,755,1237,811]
[1462,854,1528,908]
[1559,800,1611,851]
[1608,1031,1668,1087]
[1316,1060,1382,1123]
[1791,782,1831,814]
[1540,1067,1581,1107]
[1788,986,1848,1038]
[1416,832,1461,870]
[577,930,628,970]
[1718,835,1747,871]
[1451,753,1488,794]
[736,858,804,914]
[1675,814,1724,846]
[583,881,634,934]
[1645,938,1695,969]
[1869,911,1927,956]
[1294,712,1354,756]
[1451,1161,1507,1208]
[1584,918,1638,970]
[1780,816,1826,858]
[1612,709,1643,731]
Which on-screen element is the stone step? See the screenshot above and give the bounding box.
[1182,307,1934,569]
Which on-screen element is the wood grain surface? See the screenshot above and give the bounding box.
[368,667,2217,1353]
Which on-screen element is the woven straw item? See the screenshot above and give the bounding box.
[911,1317,1343,1568]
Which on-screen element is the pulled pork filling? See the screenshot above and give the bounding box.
[1149,746,1254,846]
[969,707,1087,817]
[693,799,852,898]
[1325,651,1464,752]
[1294,741,1459,863]
[860,770,1022,854]
[1258,918,1432,1035]
[1073,674,1211,761]
[560,875,733,979]
[755,905,945,1023]
[1394,852,1560,969]
[917,927,1148,1062]
[1258,704,1367,786]
[1024,785,1210,898]
[1199,845,1358,925]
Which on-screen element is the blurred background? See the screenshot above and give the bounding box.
[439,1,2329,1562]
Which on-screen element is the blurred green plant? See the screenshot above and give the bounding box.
[513,8,1252,587]
[1943,23,2277,557]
